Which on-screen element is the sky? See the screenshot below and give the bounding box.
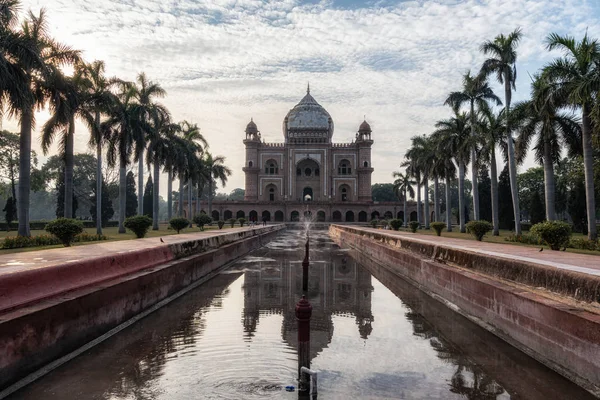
[5,0,600,197]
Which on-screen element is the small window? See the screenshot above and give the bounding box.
[305,168,312,176]
[269,187,275,201]
[265,162,278,175]
[341,187,348,201]
[315,168,320,176]
[249,161,253,167]
[363,161,368,167]
[297,168,301,176]
[338,161,351,175]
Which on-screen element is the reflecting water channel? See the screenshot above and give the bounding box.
[11,230,595,399]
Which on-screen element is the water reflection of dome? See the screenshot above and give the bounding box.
[242,250,374,362]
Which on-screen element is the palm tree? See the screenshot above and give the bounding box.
[480,28,523,235]
[392,170,416,227]
[428,135,448,223]
[146,113,172,230]
[104,82,146,233]
[433,112,471,233]
[132,73,167,216]
[543,33,600,240]
[445,71,502,221]
[513,75,582,221]
[1,8,80,236]
[405,135,436,228]
[476,104,507,235]
[204,152,231,215]
[162,123,188,221]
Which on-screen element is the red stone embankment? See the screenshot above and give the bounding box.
[0,225,284,390]
[329,225,600,396]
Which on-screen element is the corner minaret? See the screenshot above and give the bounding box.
[357,119,374,202]
[243,119,260,201]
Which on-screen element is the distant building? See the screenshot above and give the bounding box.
[185,86,422,223]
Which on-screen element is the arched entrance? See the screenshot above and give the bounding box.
[224,210,233,220]
[262,210,271,221]
[397,211,404,220]
[345,211,355,222]
[371,211,380,220]
[303,187,313,202]
[296,158,320,201]
[410,211,418,221]
[236,210,245,219]
[358,211,367,222]
[291,211,300,221]
[275,210,284,222]
[317,210,326,222]
[303,210,312,219]
[211,210,220,221]
[384,211,393,220]
[249,210,258,223]
[332,211,342,222]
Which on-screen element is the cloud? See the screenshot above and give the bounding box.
[7,0,600,196]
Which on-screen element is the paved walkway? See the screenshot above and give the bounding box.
[361,227,600,278]
[0,227,263,277]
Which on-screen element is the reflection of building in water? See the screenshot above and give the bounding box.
[242,250,373,360]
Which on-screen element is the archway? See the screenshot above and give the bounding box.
[345,211,355,222]
[274,210,284,222]
[384,211,393,220]
[332,211,342,222]
[303,210,312,219]
[236,210,245,219]
[262,210,271,221]
[317,210,326,222]
[410,211,418,221]
[303,187,313,202]
[211,210,220,221]
[358,211,367,222]
[264,183,278,202]
[339,184,351,202]
[224,210,233,220]
[371,211,380,220]
[291,211,300,221]
[249,210,258,223]
[397,211,404,220]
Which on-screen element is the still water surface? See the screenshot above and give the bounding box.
[11,230,595,399]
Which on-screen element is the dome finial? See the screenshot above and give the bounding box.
[307,82,310,94]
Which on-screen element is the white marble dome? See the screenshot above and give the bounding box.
[283,87,333,141]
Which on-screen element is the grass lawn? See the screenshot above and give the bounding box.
[388,226,600,256]
[0,223,239,255]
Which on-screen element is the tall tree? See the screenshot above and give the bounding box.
[1,8,80,236]
[498,165,514,230]
[513,75,582,221]
[481,28,523,234]
[204,152,231,215]
[478,167,492,222]
[55,167,78,218]
[445,71,502,220]
[543,33,600,240]
[0,130,37,218]
[89,177,114,227]
[125,170,138,218]
[392,170,415,227]
[433,112,472,232]
[143,174,153,219]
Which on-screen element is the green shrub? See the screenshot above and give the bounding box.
[380,219,389,228]
[45,218,84,247]
[74,233,108,242]
[193,213,212,231]
[521,222,531,232]
[238,217,246,227]
[1,233,109,249]
[568,238,599,251]
[169,217,189,234]
[531,221,572,250]
[125,215,153,238]
[409,221,420,233]
[466,220,493,241]
[430,222,446,236]
[228,218,237,228]
[389,219,403,231]
[218,220,225,229]
[504,233,543,245]
[370,219,378,228]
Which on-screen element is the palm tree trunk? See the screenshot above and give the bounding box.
[470,101,479,220]
[95,111,102,235]
[542,139,556,221]
[196,184,201,215]
[505,78,521,235]
[64,117,75,218]
[188,179,193,223]
[153,161,159,230]
[434,176,440,222]
[118,158,126,234]
[445,172,452,232]
[208,179,214,214]
[416,178,421,227]
[582,104,597,240]
[458,161,466,233]
[423,177,430,229]
[167,170,172,221]
[17,107,32,237]
[403,186,407,228]
[178,179,183,217]
[490,148,499,236]
[138,154,143,215]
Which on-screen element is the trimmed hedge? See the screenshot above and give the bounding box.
[169,217,190,234]
[124,215,153,238]
[531,221,572,251]
[370,219,378,228]
[389,219,403,231]
[466,220,493,241]
[430,222,446,236]
[228,218,237,228]
[1,233,108,249]
[45,218,84,247]
[218,220,225,229]
[504,233,543,245]
[0,220,119,231]
[409,221,420,233]
[193,214,212,231]
[238,217,246,227]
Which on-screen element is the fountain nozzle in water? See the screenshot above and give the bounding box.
[302,237,309,291]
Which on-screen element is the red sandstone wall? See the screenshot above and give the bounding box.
[330,225,600,396]
[0,226,283,391]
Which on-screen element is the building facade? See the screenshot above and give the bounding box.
[195,87,423,223]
